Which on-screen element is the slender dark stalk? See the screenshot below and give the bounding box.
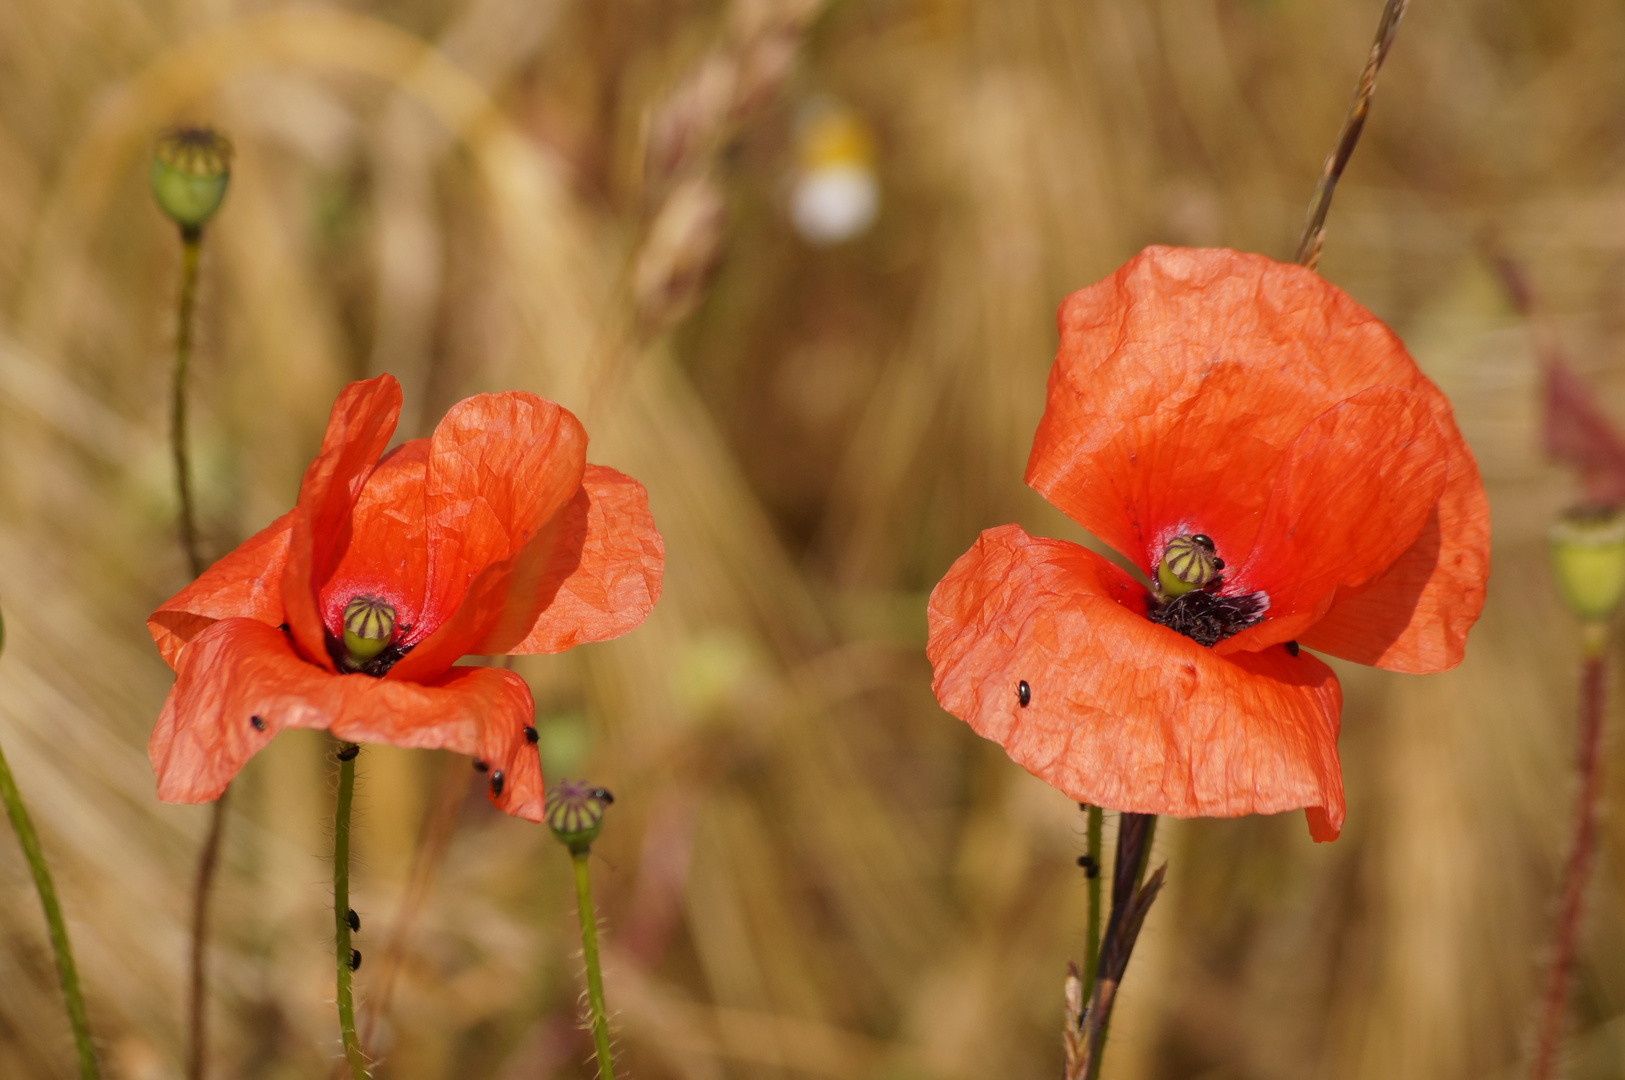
[334,746,368,1080]
[572,851,617,1080]
[186,793,227,1080]
[0,737,100,1079]
[171,226,205,579]
[1077,813,1166,1080]
[1084,804,1104,987]
[1532,626,1609,1080]
[1294,0,1410,270]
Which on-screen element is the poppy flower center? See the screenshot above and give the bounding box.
[331,594,413,676]
[1147,533,1266,647]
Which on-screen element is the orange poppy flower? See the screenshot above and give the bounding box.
[927,247,1489,841]
[147,374,663,821]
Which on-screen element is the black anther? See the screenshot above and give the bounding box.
[523,725,539,744]
[1017,680,1031,707]
[347,909,360,933]
[337,744,360,762]
[250,715,266,732]
[490,770,505,797]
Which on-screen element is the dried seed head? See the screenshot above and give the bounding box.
[1156,533,1223,599]
[151,127,233,230]
[342,595,397,668]
[545,779,615,854]
[1550,504,1625,624]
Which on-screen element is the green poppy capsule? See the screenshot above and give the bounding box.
[545,780,615,854]
[1156,533,1223,599]
[1550,505,1625,625]
[151,127,233,231]
[342,595,396,668]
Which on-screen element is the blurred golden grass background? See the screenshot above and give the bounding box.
[0,0,1621,1077]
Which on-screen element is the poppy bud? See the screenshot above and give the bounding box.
[545,779,615,854]
[1156,534,1222,599]
[151,127,233,231]
[1550,505,1625,624]
[342,595,397,668]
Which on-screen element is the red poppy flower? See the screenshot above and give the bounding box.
[927,247,1489,841]
[147,374,663,821]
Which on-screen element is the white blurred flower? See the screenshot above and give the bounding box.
[790,100,879,246]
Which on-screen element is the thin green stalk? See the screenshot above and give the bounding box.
[1080,813,1164,1080]
[171,227,204,579]
[334,746,367,1080]
[0,740,100,1078]
[1084,804,1103,988]
[572,851,616,1080]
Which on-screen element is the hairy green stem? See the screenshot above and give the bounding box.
[1084,804,1103,988]
[334,747,367,1079]
[171,226,205,578]
[0,737,100,1078]
[572,850,616,1079]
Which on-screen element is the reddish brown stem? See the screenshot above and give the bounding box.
[1532,634,1608,1080]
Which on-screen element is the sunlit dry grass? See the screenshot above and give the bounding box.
[1,0,1623,1078]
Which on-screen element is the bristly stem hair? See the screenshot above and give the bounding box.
[573,850,617,1079]
[334,745,369,1079]
[0,608,100,1078]
[1532,625,1609,1080]
[1294,0,1410,270]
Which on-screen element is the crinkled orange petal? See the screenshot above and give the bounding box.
[150,618,543,819]
[511,464,665,654]
[1216,386,1449,654]
[295,374,403,583]
[1026,245,1488,672]
[1298,436,1490,672]
[927,524,1345,840]
[148,510,294,668]
[318,439,430,637]
[386,392,587,681]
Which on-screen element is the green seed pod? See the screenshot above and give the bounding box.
[545,780,615,854]
[1550,505,1625,624]
[342,595,396,667]
[1156,533,1223,599]
[151,127,233,231]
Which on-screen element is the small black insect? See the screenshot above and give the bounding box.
[473,759,489,773]
[523,725,539,744]
[1212,557,1226,570]
[347,909,360,933]
[277,623,290,633]
[490,770,505,797]
[1190,534,1215,551]
[592,787,615,805]
[1017,680,1031,707]
[337,744,360,762]
[1284,640,1300,658]
[349,949,362,972]
[1077,854,1099,879]
[250,715,266,732]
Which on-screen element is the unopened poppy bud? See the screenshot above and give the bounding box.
[1550,505,1625,624]
[545,779,615,854]
[151,127,233,231]
[342,595,396,667]
[1156,534,1223,599]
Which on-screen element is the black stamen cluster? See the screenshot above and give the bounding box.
[1148,589,1267,647]
[324,629,415,676]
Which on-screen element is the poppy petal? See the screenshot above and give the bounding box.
[295,374,404,584]
[1297,440,1490,672]
[1026,246,1457,574]
[1215,386,1450,654]
[384,393,587,679]
[148,510,294,668]
[927,524,1345,840]
[151,618,543,819]
[318,439,431,637]
[510,464,666,654]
